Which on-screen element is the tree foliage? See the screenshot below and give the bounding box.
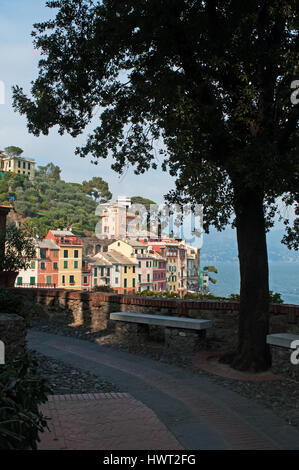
[4,146,23,157]
[12,0,299,232]
[0,166,113,237]
[82,176,112,202]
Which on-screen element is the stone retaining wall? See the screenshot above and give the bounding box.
[11,288,299,352]
[0,313,26,361]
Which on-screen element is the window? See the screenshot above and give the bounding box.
[62,275,65,284]
[118,242,120,246]
[106,268,110,276]
[138,274,141,282]
[69,275,75,284]
[23,161,25,168]
[46,276,52,285]
[63,261,68,269]
[115,277,119,284]
[53,262,58,270]
[16,277,22,285]
[132,278,135,288]
[74,250,79,258]
[124,279,127,288]
[74,261,78,269]
[28,163,31,169]
[40,262,45,270]
[115,265,119,272]
[53,250,58,258]
[94,267,98,277]
[18,160,21,168]
[124,266,127,273]
[40,249,46,259]
[30,260,35,269]
[83,276,88,284]
[138,261,141,268]
[94,278,98,285]
[30,277,35,286]
[147,274,150,282]
[132,266,135,273]
[63,249,68,258]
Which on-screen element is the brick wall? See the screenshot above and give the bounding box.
[12,288,299,349]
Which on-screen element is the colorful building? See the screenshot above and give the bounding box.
[95,196,141,240]
[45,229,83,290]
[15,239,58,288]
[0,151,35,179]
[92,249,137,294]
[151,253,167,292]
[145,239,180,293]
[37,239,59,287]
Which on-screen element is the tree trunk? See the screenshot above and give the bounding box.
[231,188,271,371]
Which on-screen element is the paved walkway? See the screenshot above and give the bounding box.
[28,330,299,450]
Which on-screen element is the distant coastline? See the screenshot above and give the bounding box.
[207,260,299,305]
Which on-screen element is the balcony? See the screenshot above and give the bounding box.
[15,283,57,289]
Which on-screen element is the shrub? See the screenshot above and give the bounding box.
[228,291,284,304]
[0,288,24,314]
[0,225,36,272]
[0,352,51,449]
[92,285,114,292]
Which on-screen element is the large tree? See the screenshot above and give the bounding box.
[82,176,112,202]
[4,146,23,157]
[12,0,299,371]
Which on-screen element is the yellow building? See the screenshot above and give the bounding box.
[45,230,83,290]
[107,241,138,294]
[0,152,35,179]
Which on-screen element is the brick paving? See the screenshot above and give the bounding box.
[193,351,283,381]
[38,393,183,450]
[29,330,299,450]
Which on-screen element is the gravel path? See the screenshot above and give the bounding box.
[31,319,299,428]
[31,350,120,395]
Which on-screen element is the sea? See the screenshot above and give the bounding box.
[208,261,299,305]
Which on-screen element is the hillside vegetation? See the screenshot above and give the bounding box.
[0,163,112,237]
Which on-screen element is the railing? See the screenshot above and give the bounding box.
[58,238,83,245]
[15,283,57,289]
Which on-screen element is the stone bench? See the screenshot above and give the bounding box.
[266,333,299,378]
[110,312,212,353]
[266,333,299,349]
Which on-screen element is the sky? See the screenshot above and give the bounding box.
[0,0,175,203]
